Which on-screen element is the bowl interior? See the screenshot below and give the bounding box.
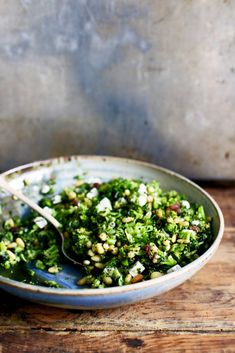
[0,156,222,288]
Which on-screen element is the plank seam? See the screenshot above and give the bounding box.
[1,327,235,334]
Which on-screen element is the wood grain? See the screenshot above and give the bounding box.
[204,185,235,228]
[1,231,234,333]
[0,187,234,352]
[0,331,235,353]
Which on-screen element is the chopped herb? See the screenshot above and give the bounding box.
[0,178,213,288]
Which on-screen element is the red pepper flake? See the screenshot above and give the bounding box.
[190,225,200,232]
[168,202,181,214]
[11,226,20,233]
[71,199,78,206]
[144,244,151,256]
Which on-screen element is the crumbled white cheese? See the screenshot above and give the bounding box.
[43,207,53,215]
[96,197,112,212]
[119,197,127,204]
[41,184,50,194]
[192,220,200,226]
[129,261,145,277]
[87,177,101,184]
[103,267,114,276]
[52,195,62,204]
[181,229,196,236]
[138,194,147,206]
[181,200,190,209]
[125,232,133,243]
[86,188,99,199]
[34,217,48,229]
[138,183,147,194]
[167,264,181,274]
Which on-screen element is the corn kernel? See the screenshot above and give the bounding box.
[91,255,101,262]
[96,243,105,254]
[48,266,59,274]
[151,271,163,279]
[147,195,154,203]
[77,277,87,285]
[7,242,17,249]
[147,186,154,193]
[111,247,118,255]
[99,233,107,241]
[122,217,134,223]
[83,260,90,265]
[67,191,76,200]
[103,243,109,250]
[16,238,25,249]
[163,240,170,246]
[88,249,95,257]
[7,250,16,260]
[94,262,105,269]
[124,189,130,196]
[86,241,92,248]
[125,274,132,284]
[103,276,113,285]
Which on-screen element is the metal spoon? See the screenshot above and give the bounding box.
[0,177,81,265]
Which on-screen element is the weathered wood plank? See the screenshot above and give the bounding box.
[0,331,235,353]
[0,187,233,353]
[0,231,234,332]
[204,185,235,227]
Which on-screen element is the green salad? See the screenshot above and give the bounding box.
[0,177,213,288]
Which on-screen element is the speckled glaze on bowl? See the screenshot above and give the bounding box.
[0,156,224,309]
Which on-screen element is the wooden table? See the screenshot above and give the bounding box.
[0,185,234,352]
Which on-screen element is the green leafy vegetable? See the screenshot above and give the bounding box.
[0,178,213,288]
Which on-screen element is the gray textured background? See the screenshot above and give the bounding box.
[0,0,234,178]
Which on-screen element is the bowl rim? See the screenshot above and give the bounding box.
[0,155,224,296]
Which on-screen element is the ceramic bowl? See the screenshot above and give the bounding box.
[0,156,224,309]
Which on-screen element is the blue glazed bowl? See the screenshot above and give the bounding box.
[0,156,224,309]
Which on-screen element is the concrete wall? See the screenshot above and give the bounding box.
[0,0,234,178]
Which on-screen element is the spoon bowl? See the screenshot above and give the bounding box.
[0,177,81,266]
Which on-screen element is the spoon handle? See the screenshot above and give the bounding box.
[0,177,61,229]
